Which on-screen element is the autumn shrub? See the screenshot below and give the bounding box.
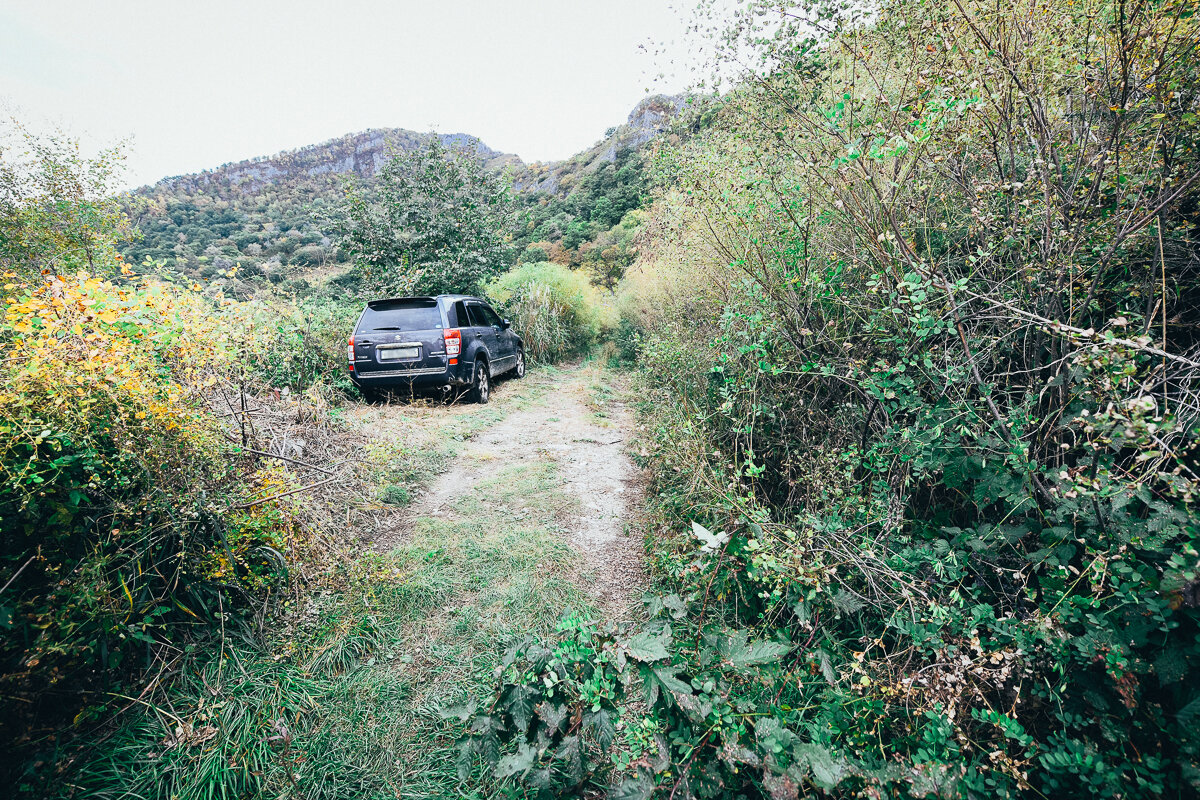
[468,0,1200,796]
[0,121,134,282]
[485,261,609,363]
[0,273,309,769]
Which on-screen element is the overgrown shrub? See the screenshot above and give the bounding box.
[234,297,358,393]
[485,261,609,363]
[0,121,134,281]
[0,274,315,782]
[475,0,1200,796]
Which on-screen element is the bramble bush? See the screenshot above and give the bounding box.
[233,296,359,394]
[471,0,1200,796]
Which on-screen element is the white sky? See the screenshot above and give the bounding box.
[0,0,697,189]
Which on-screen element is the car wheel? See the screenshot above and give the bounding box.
[359,386,383,403]
[513,348,526,379]
[472,361,490,404]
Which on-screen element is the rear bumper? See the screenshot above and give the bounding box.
[351,363,471,388]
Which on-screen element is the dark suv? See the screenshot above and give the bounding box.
[348,295,525,403]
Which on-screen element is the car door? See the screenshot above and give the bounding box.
[465,302,501,373]
[478,303,516,367]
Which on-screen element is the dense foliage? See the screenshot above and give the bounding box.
[1,122,134,280]
[516,145,651,291]
[0,128,357,794]
[469,0,1200,796]
[485,261,610,362]
[329,136,517,296]
[121,129,518,295]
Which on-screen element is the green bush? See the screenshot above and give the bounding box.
[379,484,411,506]
[485,261,608,363]
[518,244,548,263]
[291,243,329,267]
[471,0,1200,797]
[237,298,358,393]
[328,136,516,296]
[0,276,311,782]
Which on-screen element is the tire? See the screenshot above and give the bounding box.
[513,347,526,379]
[359,386,383,404]
[471,360,490,404]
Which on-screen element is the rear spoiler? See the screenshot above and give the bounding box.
[366,296,437,310]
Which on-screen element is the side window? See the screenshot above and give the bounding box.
[480,305,503,328]
[465,304,486,327]
[453,301,470,328]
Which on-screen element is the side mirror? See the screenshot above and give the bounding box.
[501,319,512,329]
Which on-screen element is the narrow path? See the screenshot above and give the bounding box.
[348,363,647,615]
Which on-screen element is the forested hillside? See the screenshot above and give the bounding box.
[121,95,690,296]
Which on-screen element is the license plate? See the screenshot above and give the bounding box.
[379,346,419,361]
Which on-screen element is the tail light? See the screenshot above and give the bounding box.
[444,328,462,358]
[347,335,355,371]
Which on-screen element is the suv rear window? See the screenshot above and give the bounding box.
[359,303,441,331]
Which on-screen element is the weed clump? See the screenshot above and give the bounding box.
[379,484,412,506]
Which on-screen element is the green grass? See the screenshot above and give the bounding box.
[360,366,558,495]
[56,434,594,800]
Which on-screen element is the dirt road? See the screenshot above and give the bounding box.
[345,363,647,615]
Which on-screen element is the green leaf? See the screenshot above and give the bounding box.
[1178,696,1200,728]
[831,589,865,616]
[647,592,687,619]
[814,648,837,685]
[624,626,672,662]
[455,736,473,781]
[756,716,796,755]
[692,520,729,552]
[584,708,616,751]
[468,713,504,736]
[494,742,537,780]
[555,734,584,785]
[654,664,692,696]
[717,631,792,670]
[536,700,568,732]
[651,733,670,773]
[438,700,476,722]
[502,684,538,732]
[793,742,848,789]
[610,774,654,800]
[1155,648,1187,685]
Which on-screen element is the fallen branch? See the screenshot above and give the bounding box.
[240,447,334,475]
[954,285,1200,370]
[0,556,35,595]
[232,476,339,510]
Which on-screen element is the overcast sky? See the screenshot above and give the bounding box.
[0,0,697,189]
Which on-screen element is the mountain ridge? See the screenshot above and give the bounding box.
[138,94,689,198]
[121,94,692,289]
